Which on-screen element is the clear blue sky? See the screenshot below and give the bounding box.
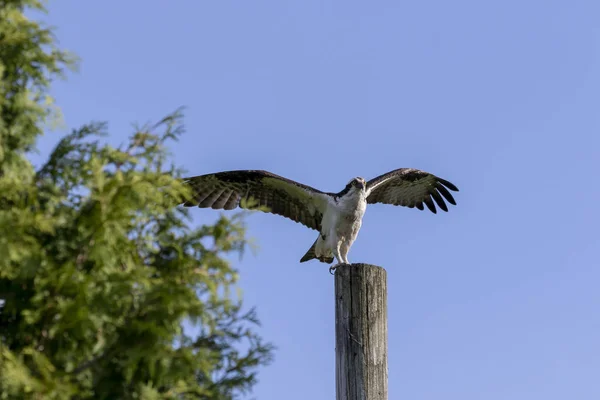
[33,1,600,399]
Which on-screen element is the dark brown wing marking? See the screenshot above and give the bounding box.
[182,170,332,231]
[366,168,459,214]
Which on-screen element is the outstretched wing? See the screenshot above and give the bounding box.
[365,168,459,213]
[182,170,332,231]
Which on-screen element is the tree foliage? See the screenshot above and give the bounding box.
[0,2,273,399]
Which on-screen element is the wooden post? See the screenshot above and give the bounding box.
[334,263,388,400]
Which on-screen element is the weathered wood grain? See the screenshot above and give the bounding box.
[335,263,388,400]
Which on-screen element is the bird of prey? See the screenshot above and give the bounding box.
[182,168,458,271]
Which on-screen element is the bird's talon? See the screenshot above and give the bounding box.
[329,263,347,275]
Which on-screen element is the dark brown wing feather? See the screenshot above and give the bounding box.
[366,168,459,214]
[182,170,331,231]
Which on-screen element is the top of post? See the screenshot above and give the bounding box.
[331,263,386,276]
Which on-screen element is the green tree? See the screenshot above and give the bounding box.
[0,1,273,399]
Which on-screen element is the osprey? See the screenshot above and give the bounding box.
[182,168,458,270]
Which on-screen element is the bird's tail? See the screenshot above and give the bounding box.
[300,238,334,264]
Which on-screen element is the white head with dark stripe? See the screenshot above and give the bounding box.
[338,176,366,197]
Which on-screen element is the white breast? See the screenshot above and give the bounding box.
[323,191,367,240]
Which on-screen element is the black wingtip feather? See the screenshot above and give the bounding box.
[436,184,456,205]
[431,190,448,212]
[438,178,459,192]
[423,196,437,213]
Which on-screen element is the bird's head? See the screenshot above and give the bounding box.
[346,177,366,192]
